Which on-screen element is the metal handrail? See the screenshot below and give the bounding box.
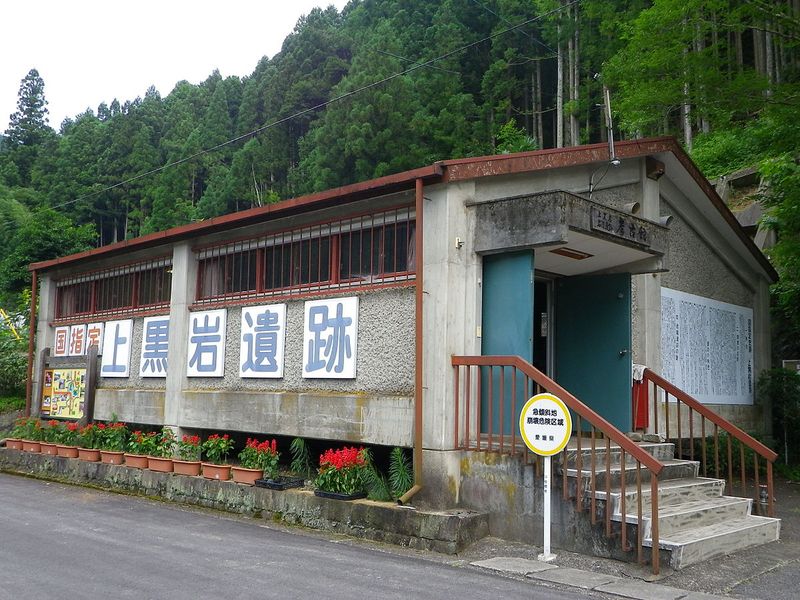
[642,368,776,517]
[452,354,664,574]
[452,356,664,474]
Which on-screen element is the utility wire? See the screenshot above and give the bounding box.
[35,0,579,215]
[468,0,557,55]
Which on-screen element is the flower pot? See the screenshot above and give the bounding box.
[5,438,24,451]
[57,444,79,458]
[314,489,367,501]
[148,456,174,473]
[201,463,231,481]
[100,450,124,465]
[230,466,263,485]
[78,448,101,462]
[22,441,41,453]
[255,476,304,491]
[173,460,202,476]
[40,442,59,456]
[124,453,149,469]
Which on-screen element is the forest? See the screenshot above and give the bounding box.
[0,0,799,359]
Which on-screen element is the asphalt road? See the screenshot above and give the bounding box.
[0,473,606,600]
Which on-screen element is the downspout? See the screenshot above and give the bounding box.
[398,178,424,505]
[25,269,37,417]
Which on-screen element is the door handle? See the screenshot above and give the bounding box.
[619,349,629,357]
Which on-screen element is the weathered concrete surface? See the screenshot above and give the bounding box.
[0,448,487,554]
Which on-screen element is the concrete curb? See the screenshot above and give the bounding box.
[470,557,728,599]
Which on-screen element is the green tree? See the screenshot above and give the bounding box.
[4,69,55,185]
[0,208,96,307]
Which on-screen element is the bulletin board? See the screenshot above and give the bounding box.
[40,368,87,419]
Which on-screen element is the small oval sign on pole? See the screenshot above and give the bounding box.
[519,392,572,456]
[519,392,572,563]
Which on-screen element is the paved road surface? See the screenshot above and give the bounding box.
[0,473,608,600]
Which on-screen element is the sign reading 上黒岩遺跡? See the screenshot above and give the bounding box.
[519,393,572,456]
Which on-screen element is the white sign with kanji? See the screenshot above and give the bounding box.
[100,320,133,378]
[140,316,170,377]
[239,304,286,378]
[302,297,358,379]
[53,326,69,357]
[186,309,227,377]
[68,324,87,356]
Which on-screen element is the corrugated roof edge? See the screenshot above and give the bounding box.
[30,137,777,282]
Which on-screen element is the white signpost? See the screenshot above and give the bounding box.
[519,392,572,562]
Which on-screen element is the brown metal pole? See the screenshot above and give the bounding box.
[399,178,424,505]
[25,269,38,417]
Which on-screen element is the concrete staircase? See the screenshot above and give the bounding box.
[564,441,780,569]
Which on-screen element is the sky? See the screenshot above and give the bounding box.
[0,0,351,133]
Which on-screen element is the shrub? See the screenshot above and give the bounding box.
[202,434,234,465]
[177,435,201,461]
[239,438,279,478]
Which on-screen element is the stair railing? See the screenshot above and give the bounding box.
[452,355,665,574]
[641,369,777,517]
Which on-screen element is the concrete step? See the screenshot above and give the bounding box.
[645,515,781,569]
[631,496,752,537]
[595,477,727,513]
[564,442,675,468]
[565,458,699,488]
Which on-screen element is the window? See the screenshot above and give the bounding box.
[55,260,172,321]
[339,220,415,281]
[195,206,415,305]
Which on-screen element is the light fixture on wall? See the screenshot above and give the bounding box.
[550,247,593,260]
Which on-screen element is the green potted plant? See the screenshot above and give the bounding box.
[55,421,80,458]
[174,434,202,476]
[19,417,43,452]
[99,421,128,464]
[201,433,234,480]
[232,438,279,485]
[148,427,177,473]
[125,430,157,469]
[4,417,29,450]
[40,420,61,455]
[77,423,102,461]
[314,446,368,501]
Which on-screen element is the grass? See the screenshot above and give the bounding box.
[0,396,25,413]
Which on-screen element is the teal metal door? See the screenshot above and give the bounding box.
[555,274,632,432]
[481,251,534,434]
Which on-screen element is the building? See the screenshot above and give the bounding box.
[28,136,779,567]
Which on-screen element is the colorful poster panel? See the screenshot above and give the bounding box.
[40,368,86,420]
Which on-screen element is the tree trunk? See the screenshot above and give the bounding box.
[556,34,564,148]
[536,61,543,147]
[570,12,580,146]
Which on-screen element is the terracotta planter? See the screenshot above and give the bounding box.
[57,444,79,458]
[148,456,174,473]
[40,442,59,456]
[173,460,202,476]
[78,448,101,462]
[230,466,263,485]
[124,453,149,469]
[5,438,24,451]
[22,441,41,453]
[201,463,231,481]
[100,450,125,464]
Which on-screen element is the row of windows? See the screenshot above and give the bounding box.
[56,264,172,320]
[196,211,416,303]
[53,208,416,321]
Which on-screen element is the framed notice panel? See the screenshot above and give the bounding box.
[661,287,753,405]
[41,368,87,419]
